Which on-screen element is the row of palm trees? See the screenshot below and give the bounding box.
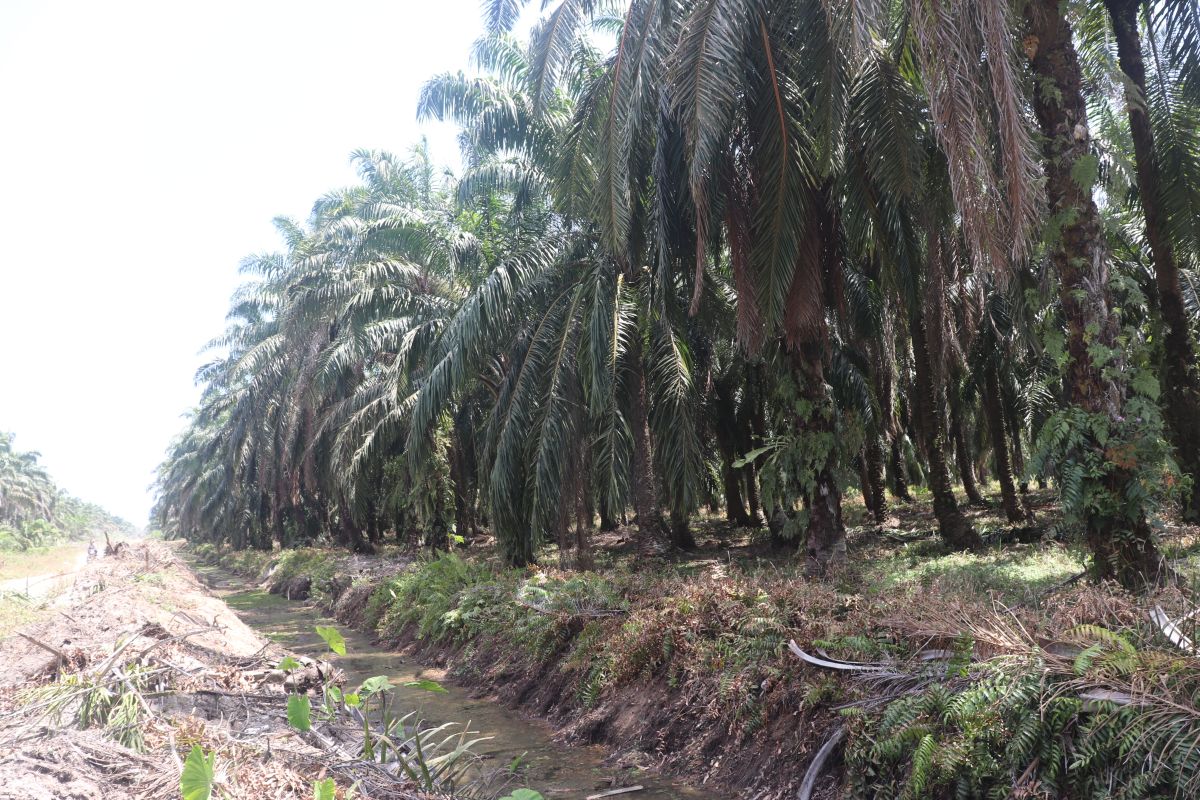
[1,432,55,529]
[154,0,1200,588]
[0,432,132,549]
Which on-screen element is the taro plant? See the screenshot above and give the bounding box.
[312,777,336,800]
[180,745,215,800]
[286,625,349,733]
[340,673,490,792]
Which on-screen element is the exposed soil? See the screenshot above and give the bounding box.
[0,541,434,800]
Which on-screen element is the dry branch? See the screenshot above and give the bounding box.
[17,633,65,668]
[788,640,889,673]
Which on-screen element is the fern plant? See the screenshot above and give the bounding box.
[846,639,1200,800]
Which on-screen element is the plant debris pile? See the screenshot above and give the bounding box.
[0,542,438,800]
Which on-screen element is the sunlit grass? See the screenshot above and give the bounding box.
[861,542,1086,603]
[0,543,84,582]
[0,593,42,636]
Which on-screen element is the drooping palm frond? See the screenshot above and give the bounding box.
[406,235,567,467]
[1156,0,1200,103]
[527,0,594,115]
[907,0,1042,274]
[648,319,704,518]
[481,0,526,34]
[595,0,670,261]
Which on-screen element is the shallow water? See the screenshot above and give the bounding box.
[195,564,715,800]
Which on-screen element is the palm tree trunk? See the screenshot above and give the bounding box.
[575,452,594,570]
[627,334,670,545]
[271,502,287,548]
[450,412,478,540]
[1025,0,1165,587]
[855,452,875,519]
[742,364,766,525]
[1007,412,1030,494]
[365,501,381,543]
[743,466,763,526]
[722,459,751,525]
[714,379,752,526]
[864,337,891,521]
[669,508,695,549]
[983,363,1025,524]
[789,342,847,575]
[862,437,888,523]
[338,503,375,554]
[889,434,913,502]
[891,388,918,500]
[911,309,980,549]
[950,394,986,507]
[1106,0,1200,521]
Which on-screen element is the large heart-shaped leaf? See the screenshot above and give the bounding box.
[287,694,312,732]
[180,745,215,800]
[315,625,347,656]
[500,790,544,800]
[358,675,391,695]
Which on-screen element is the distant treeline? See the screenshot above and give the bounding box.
[0,431,135,550]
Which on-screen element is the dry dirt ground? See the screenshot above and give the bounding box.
[0,541,433,800]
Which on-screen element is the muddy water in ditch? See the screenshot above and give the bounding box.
[195,566,714,800]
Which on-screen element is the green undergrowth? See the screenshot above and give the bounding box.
[0,593,41,636]
[859,542,1087,603]
[359,546,1200,796]
[187,543,341,603]
[846,630,1200,799]
[188,542,275,579]
[198,536,1200,797]
[365,552,896,739]
[268,548,340,600]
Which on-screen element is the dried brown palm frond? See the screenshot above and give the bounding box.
[909,0,1043,275]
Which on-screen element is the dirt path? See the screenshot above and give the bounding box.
[0,546,87,600]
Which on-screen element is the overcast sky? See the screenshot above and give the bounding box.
[0,0,494,525]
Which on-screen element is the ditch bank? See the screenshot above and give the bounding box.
[0,542,438,800]
[199,541,1200,800]
[194,562,714,800]
[198,545,870,799]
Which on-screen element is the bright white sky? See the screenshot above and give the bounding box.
[0,0,498,526]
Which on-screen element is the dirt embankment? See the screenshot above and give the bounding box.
[299,544,1197,800]
[306,562,833,800]
[0,542,433,800]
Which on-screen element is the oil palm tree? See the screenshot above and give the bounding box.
[1095,0,1200,521]
[1019,0,1172,586]
[416,25,706,560]
[0,432,56,527]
